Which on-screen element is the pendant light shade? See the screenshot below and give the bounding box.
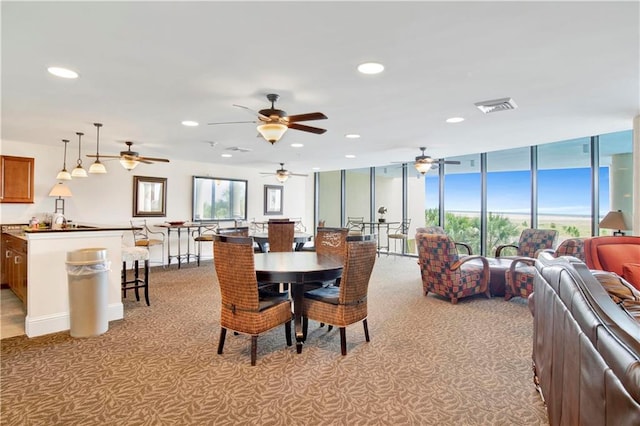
[71,132,88,178]
[257,123,288,144]
[88,122,107,174]
[56,139,72,180]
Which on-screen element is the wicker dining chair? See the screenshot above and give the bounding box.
[213,235,292,366]
[268,220,295,253]
[309,227,349,289]
[302,238,377,355]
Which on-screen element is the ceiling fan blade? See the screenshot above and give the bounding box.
[138,156,170,163]
[289,173,309,177]
[233,104,269,120]
[437,160,461,165]
[207,120,256,125]
[87,154,121,159]
[288,123,327,134]
[287,112,327,123]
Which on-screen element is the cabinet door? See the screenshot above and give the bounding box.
[1,156,35,203]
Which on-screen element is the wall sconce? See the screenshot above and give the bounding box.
[599,210,628,236]
[48,182,73,215]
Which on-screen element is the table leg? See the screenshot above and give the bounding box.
[166,228,173,267]
[177,228,182,269]
[291,282,305,353]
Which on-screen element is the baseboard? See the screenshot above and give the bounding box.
[25,302,123,338]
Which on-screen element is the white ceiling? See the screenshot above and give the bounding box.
[2,1,638,175]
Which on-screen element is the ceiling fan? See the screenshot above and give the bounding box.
[394,147,461,175]
[208,93,327,144]
[87,141,170,171]
[260,163,308,183]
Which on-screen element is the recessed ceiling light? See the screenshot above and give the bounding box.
[221,154,232,158]
[446,117,465,123]
[357,62,384,75]
[345,154,356,159]
[47,67,78,79]
[312,167,320,170]
[345,134,361,139]
[182,120,199,127]
[291,143,304,148]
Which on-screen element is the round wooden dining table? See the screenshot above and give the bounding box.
[254,252,343,353]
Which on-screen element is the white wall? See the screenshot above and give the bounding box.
[0,140,314,243]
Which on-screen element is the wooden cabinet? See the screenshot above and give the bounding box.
[2,233,28,306]
[1,156,35,203]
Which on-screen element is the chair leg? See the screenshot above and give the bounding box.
[363,319,370,342]
[285,320,292,346]
[340,327,347,356]
[133,260,140,301]
[302,317,308,341]
[217,327,227,354]
[143,259,150,306]
[251,336,258,366]
[121,261,127,299]
[328,325,333,332]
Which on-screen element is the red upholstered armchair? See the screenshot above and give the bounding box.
[584,236,640,290]
[416,233,490,304]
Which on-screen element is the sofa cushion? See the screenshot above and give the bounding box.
[622,263,640,291]
[593,243,640,275]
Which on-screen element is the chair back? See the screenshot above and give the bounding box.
[268,221,295,252]
[417,233,461,284]
[194,222,219,241]
[217,226,249,237]
[338,239,377,305]
[391,219,411,235]
[213,235,259,312]
[130,219,151,242]
[346,217,365,235]
[518,228,558,257]
[416,226,446,235]
[315,227,349,258]
[554,237,585,261]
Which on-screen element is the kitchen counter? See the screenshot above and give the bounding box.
[1,226,127,337]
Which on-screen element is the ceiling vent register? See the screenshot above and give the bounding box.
[474,97,518,114]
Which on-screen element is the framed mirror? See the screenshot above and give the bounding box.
[192,176,248,222]
[133,176,167,217]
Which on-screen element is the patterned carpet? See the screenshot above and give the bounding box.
[1,256,548,425]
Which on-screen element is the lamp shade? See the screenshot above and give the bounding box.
[414,161,431,175]
[599,210,628,233]
[49,182,73,197]
[56,169,72,180]
[89,161,107,174]
[257,123,287,144]
[120,158,139,170]
[275,170,289,183]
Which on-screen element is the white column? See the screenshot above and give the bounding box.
[633,115,640,236]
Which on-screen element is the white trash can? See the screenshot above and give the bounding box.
[66,248,111,337]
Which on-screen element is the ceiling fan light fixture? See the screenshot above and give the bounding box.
[120,158,139,171]
[257,123,288,144]
[275,170,289,183]
[414,161,431,175]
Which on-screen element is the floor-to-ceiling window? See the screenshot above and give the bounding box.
[486,147,531,254]
[538,137,592,243]
[318,170,341,227]
[598,130,633,235]
[375,166,403,254]
[407,166,430,254]
[443,154,482,254]
[345,168,371,224]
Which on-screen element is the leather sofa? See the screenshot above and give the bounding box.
[532,253,640,425]
[584,235,640,290]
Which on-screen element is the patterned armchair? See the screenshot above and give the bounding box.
[416,233,490,304]
[504,237,584,301]
[416,226,473,255]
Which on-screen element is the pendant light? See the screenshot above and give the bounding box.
[55,139,72,180]
[71,132,88,178]
[88,123,107,174]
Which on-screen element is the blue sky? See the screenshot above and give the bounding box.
[427,167,610,216]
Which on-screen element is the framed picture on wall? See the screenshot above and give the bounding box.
[133,176,167,217]
[264,185,283,215]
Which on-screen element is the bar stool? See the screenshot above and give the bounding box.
[122,246,150,306]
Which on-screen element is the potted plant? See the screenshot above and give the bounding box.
[378,206,387,222]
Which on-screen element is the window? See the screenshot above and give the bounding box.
[192,176,247,222]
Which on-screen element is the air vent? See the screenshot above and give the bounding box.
[226,146,252,153]
[474,97,517,114]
